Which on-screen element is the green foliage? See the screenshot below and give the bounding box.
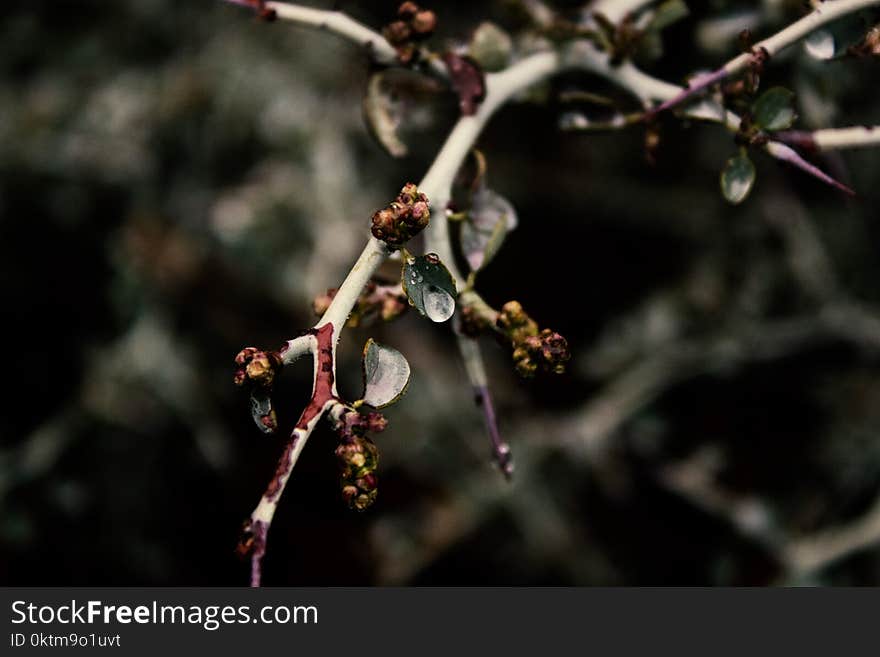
[752,87,797,132]
[402,253,457,322]
[720,150,756,204]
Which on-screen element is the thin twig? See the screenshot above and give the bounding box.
[221,0,399,65]
[650,0,880,116]
[776,126,880,151]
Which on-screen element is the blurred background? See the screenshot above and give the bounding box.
[2,0,880,585]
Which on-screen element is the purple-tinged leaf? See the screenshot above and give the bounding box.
[442,52,486,116]
[460,187,518,272]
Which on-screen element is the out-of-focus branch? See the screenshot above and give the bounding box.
[222,0,400,65]
[782,493,880,579]
[588,0,657,23]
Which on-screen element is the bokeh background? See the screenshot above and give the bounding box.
[2,0,880,585]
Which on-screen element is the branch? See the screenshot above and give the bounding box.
[775,126,880,151]
[238,50,578,586]
[422,51,562,287]
[650,0,880,115]
[782,492,880,579]
[588,0,657,23]
[239,325,340,586]
[562,40,853,193]
[221,0,399,65]
[456,334,513,478]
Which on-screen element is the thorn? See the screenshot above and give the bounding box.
[766,141,856,197]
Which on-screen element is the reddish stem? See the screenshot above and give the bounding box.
[475,385,513,480]
[241,323,339,586]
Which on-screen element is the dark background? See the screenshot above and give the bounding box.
[2,0,880,585]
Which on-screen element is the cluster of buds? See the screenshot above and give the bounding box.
[383,2,437,63]
[234,347,284,433]
[371,182,430,248]
[333,408,387,511]
[313,282,408,326]
[496,301,570,378]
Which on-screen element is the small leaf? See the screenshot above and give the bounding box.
[752,87,797,132]
[441,52,486,116]
[804,30,835,60]
[402,253,457,322]
[648,0,690,33]
[363,72,408,158]
[720,150,756,204]
[460,187,518,271]
[361,338,411,409]
[469,22,513,72]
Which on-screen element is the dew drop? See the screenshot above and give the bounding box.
[422,285,455,322]
[804,30,834,60]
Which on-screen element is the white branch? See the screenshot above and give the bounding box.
[264,1,399,65]
[422,51,561,286]
[250,400,330,526]
[722,0,880,76]
[813,126,880,150]
[587,0,657,23]
[783,493,880,578]
[281,332,315,365]
[316,236,390,340]
[653,0,880,115]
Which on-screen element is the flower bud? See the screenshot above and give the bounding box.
[384,20,412,45]
[234,348,282,387]
[411,10,437,36]
[371,184,430,248]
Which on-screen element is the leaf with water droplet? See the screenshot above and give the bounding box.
[401,253,457,322]
[752,87,797,132]
[720,150,756,204]
[360,338,411,408]
[647,0,690,33]
[804,30,835,60]
[460,187,518,272]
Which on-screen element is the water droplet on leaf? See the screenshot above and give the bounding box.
[423,285,455,322]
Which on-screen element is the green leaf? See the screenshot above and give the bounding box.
[469,22,513,72]
[460,187,518,272]
[720,151,756,204]
[752,87,797,131]
[402,253,457,322]
[648,0,690,33]
[360,338,411,409]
